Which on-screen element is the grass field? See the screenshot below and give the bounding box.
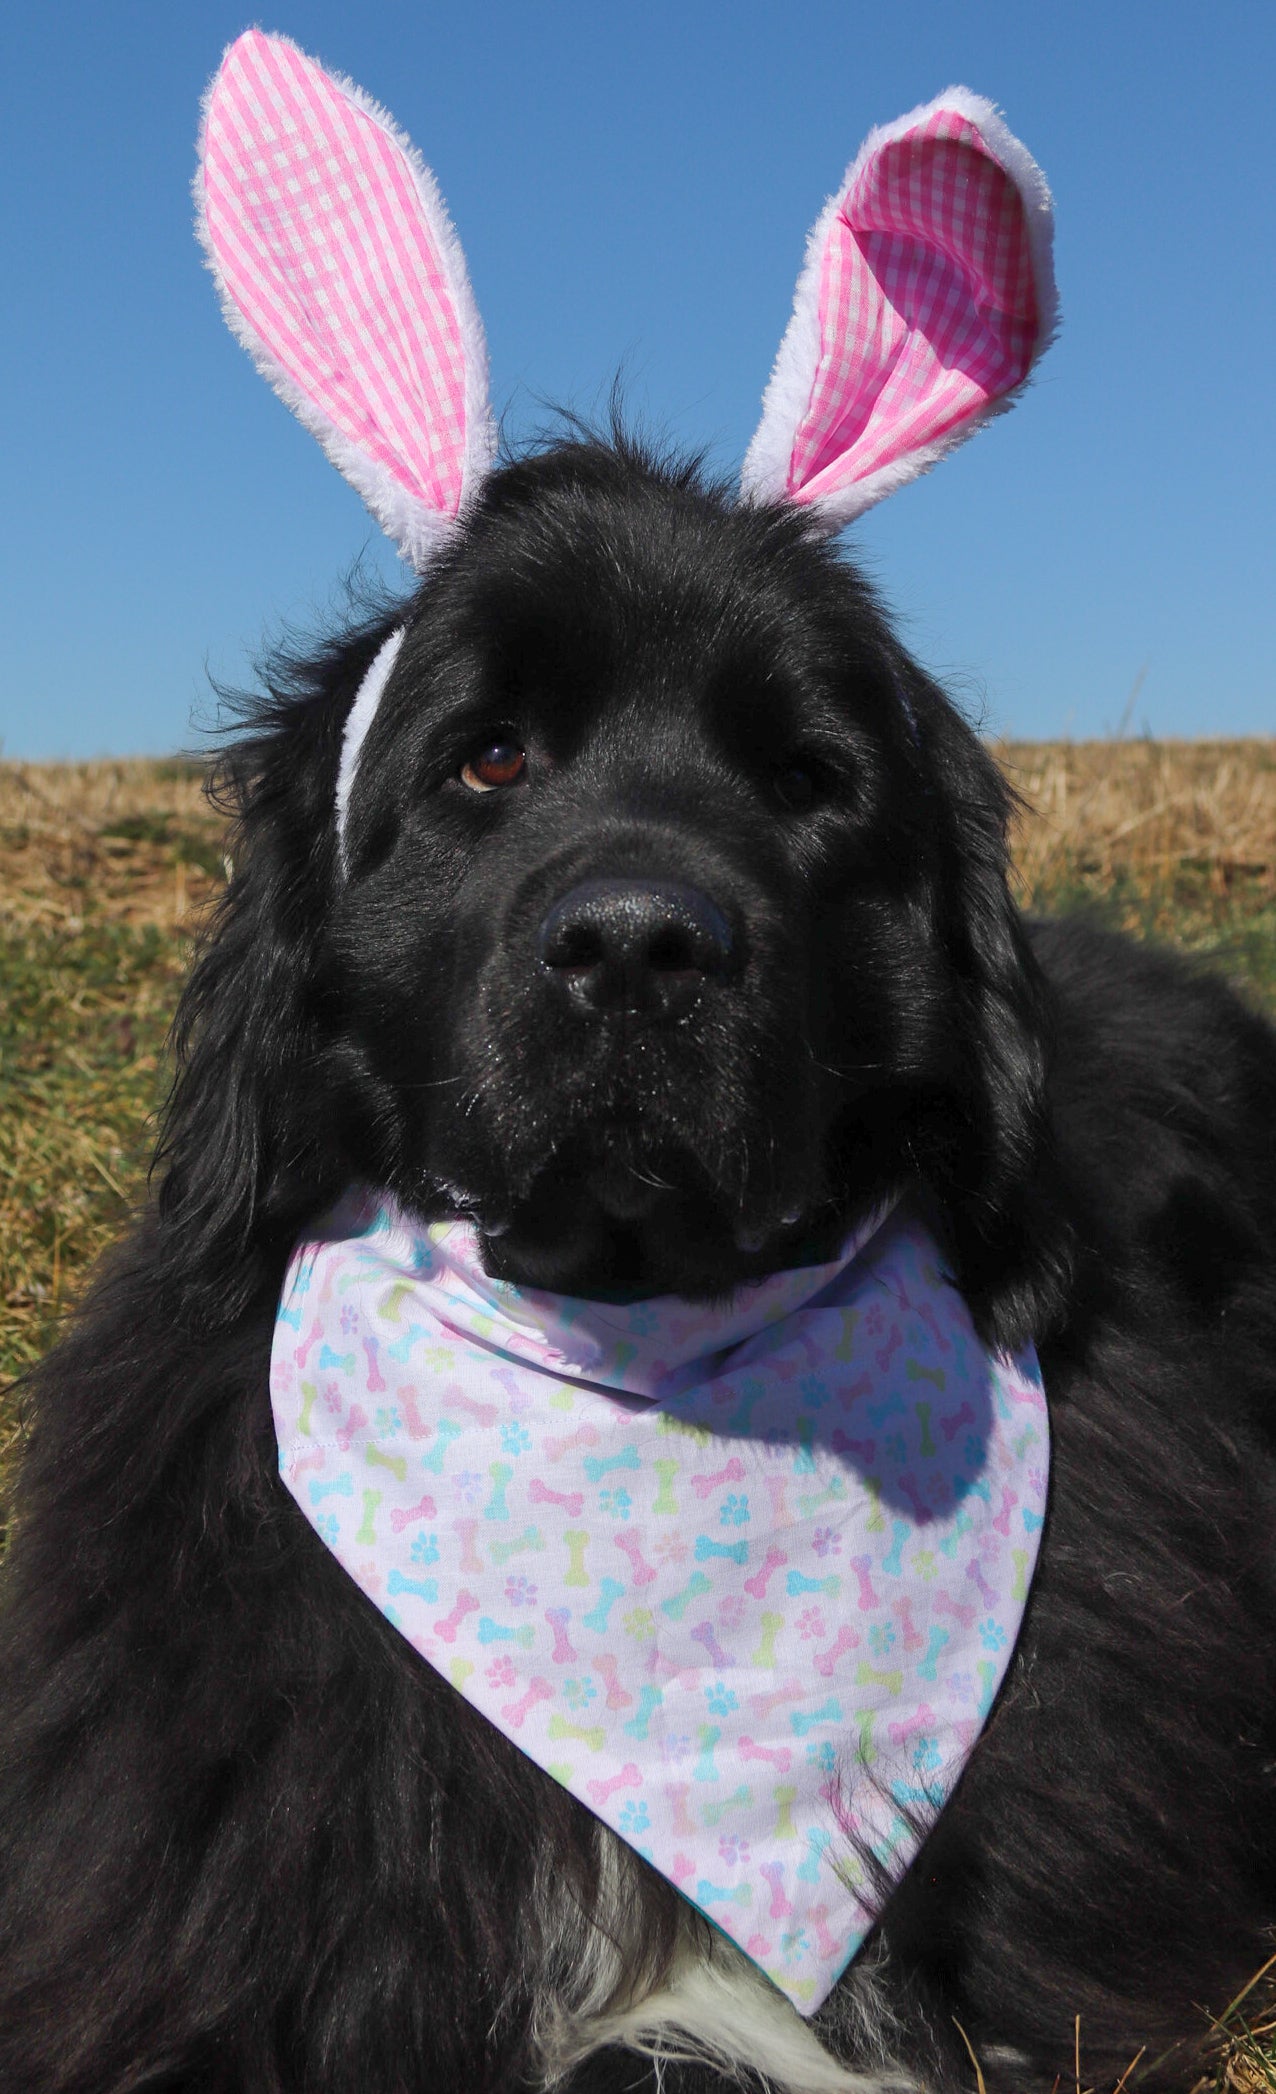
[2,744,1275,2088]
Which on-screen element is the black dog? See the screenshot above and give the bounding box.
[2,432,1275,2094]
[2,36,1275,2094]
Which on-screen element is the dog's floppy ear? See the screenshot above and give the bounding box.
[740,90,1056,529]
[197,30,495,570]
[152,622,400,1322]
[907,681,1074,1351]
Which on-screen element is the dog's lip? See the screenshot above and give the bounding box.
[733,1205,806,1253]
[579,1120,691,1221]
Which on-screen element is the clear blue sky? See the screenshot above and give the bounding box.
[3,0,1273,757]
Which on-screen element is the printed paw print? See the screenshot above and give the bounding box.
[322,1383,343,1415]
[563,1675,598,1710]
[911,1548,937,1581]
[884,1432,906,1466]
[316,1513,339,1545]
[618,1798,651,1834]
[455,1469,483,1505]
[339,1305,358,1335]
[912,1736,942,1774]
[718,1832,750,1867]
[806,1739,837,1776]
[869,1621,897,1658]
[623,1607,655,1641]
[654,1534,688,1566]
[719,1493,750,1528]
[717,1594,745,1630]
[797,1374,831,1411]
[410,1532,440,1566]
[660,1733,692,1764]
[979,1618,1007,1652]
[374,1406,403,1438]
[505,1575,537,1607]
[864,1304,885,1337]
[500,1421,531,1455]
[965,1433,987,1470]
[598,1487,633,1520]
[705,1681,739,1717]
[812,1525,842,1559]
[486,1656,516,1690]
[1028,1465,1046,1496]
[626,1303,658,1335]
[797,1607,826,1641]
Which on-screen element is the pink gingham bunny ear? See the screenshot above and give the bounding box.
[198,30,495,571]
[740,89,1056,529]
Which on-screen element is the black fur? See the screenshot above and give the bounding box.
[2,438,1274,2092]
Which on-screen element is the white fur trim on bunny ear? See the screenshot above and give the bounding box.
[335,625,407,871]
[197,30,495,571]
[740,88,1056,530]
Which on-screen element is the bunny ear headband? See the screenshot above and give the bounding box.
[197,31,1057,856]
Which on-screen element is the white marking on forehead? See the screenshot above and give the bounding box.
[335,624,407,873]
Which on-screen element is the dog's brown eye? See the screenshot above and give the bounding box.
[774,763,815,811]
[461,741,526,792]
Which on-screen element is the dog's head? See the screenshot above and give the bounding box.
[159,34,1070,1348]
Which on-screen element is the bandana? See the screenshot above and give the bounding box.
[270,1194,1048,2012]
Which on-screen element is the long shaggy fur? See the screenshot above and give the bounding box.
[1,436,1274,2094]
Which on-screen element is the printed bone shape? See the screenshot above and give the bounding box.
[529,1477,584,1517]
[691,1458,746,1500]
[594,1653,635,1711]
[586,1761,642,1806]
[544,1607,577,1663]
[743,1546,788,1600]
[624,1684,663,1740]
[389,1494,437,1534]
[813,1625,860,1678]
[502,1677,553,1730]
[335,1404,368,1454]
[545,1424,601,1463]
[613,1530,657,1585]
[739,1735,793,1773]
[489,1524,544,1566]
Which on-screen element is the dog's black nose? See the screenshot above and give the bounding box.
[537,877,734,1018]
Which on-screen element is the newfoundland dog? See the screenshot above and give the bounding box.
[0,32,1273,2094]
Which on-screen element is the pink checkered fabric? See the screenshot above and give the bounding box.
[741,92,1055,528]
[200,31,492,568]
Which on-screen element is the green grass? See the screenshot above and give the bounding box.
[0,916,188,1400]
[1021,861,1276,1009]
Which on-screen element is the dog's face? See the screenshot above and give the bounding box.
[182,42,1066,1336]
[204,441,1058,1324]
[330,448,912,1296]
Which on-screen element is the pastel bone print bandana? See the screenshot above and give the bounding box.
[270,1196,1048,2012]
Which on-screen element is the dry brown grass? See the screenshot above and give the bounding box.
[0,760,224,1457]
[1001,736,1276,900]
[2,745,1275,2091]
[0,757,225,931]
